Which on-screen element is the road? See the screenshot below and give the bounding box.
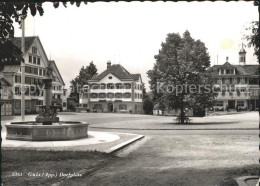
[1,112,258,185]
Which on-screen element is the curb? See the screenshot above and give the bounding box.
[236,176,259,186]
[105,135,144,154]
[90,127,258,131]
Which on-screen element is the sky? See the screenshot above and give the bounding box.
[14,1,259,91]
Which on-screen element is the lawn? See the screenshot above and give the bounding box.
[2,149,117,186]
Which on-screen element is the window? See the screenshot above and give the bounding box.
[90,93,98,98]
[25,77,31,84]
[93,104,102,110]
[15,75,21,83]
[25,100,30,109]
[100,83,106,89]
[14,100,21,109]
[39,69,42,76]
[99,93,106,98]
[138,93,140,99]
[57,95,61,99]
[34,68,38,75]
[226,69,234,75]
[37,58,40,65]
[237,101,244,107]
[30,67,34,74]
[215,101,223,106]
[63,90,66,96]
[124,83,131,89]
[63,102,67,107]
[237,77,240,84]
[43,70,46,76]
[108,76,112,79]
[32,46,37,54]
[119,104,127,110]
[123,92,131,98]
[115,93,122,98]
[221,69,224,74]
[25,66,31,73]
[140,94,142,99]
[15,86,21,95]
[33,56,36,64]
[107,83,114,89]
[29,55,32,63]
[25,87,30,96]
[107,93,114,98]
[135,93,137,98]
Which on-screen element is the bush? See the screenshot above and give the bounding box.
[143,98,154,115]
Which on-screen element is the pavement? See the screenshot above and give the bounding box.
[236,176,259,186]
[1,112,259,185]
[2,130,144,153]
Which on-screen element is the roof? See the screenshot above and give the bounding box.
[239,46,246,54]
[2,65,20,73]
[131,74,141,81]
[49,60,65,86]
[10,36,36,52]
[211,64,259,76]
[0,74,11,86]
[219,62,235,69]
[90,64,141,82]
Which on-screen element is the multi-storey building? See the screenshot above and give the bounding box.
[0,74,13,115]
[0,36,66,115]
[79,61,144,113]
[211,46,259,111]
[49,60,66,111]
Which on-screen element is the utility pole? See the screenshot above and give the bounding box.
[21,18,25,121]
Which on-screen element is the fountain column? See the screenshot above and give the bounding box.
[43,78,53,113]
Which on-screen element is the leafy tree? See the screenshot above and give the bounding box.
[142,86,154,115]
[147,30,217,123]
[244,21,259,63]
[69,61,97,108]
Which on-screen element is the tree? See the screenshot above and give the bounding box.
[244,21,259,63]
[142,86,154,115]
[147,30,217,123]
[69,61,97,108]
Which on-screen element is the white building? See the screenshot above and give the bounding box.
[80,61,144,113]
[0,36,67,115]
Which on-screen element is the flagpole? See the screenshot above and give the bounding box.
[21,18,25,121]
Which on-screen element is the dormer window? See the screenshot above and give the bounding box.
[226,69,234,75]
[32,46,37,54]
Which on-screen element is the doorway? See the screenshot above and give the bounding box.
[108,103,113,112]
[228,100,235,109]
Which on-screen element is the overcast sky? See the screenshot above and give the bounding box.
[14,1,259,90]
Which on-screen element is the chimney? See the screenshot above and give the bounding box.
[107,60,111,69]
[226,56,228,62]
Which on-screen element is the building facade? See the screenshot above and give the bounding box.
[79,62,144,113]
[0,36,66,115]
[49,60,67,111]
[211,46,259,112]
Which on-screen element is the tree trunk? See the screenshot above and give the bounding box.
[180,107,185,124]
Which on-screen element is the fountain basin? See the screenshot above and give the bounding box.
[5,121,88,141]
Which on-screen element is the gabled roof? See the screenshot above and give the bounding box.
[49,60,65,86]
[211,64,259,76]
[90,64,137,81]
[219,62,235,69]
[10,36,36,52]
[0,74,11,86]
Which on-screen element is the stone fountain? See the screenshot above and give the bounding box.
[5,64,89,141]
